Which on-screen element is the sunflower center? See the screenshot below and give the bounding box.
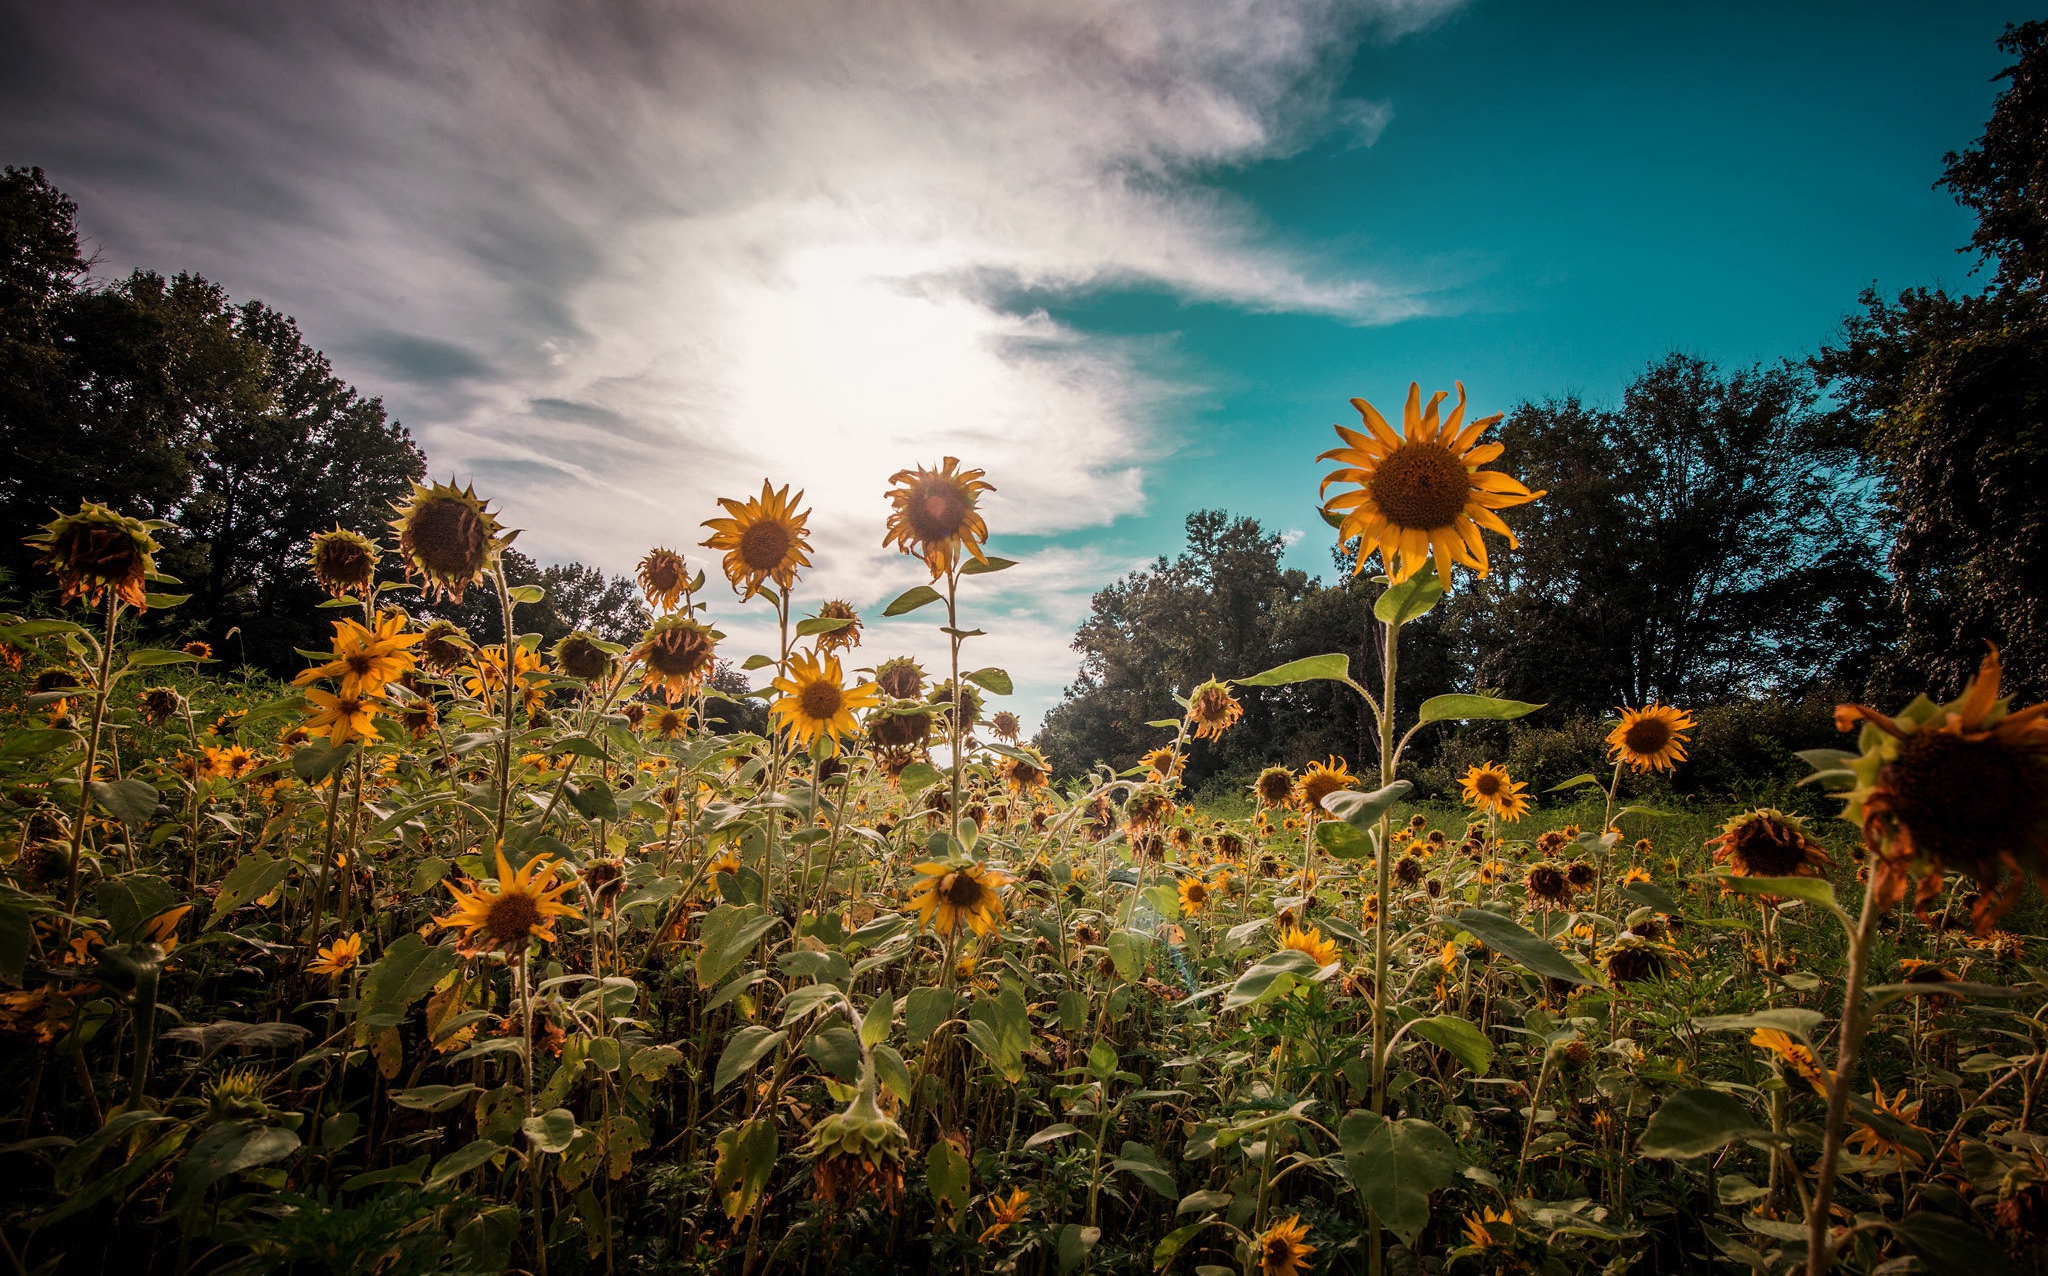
[1883,730,2048,862]
[1473,772,1503,797]
[649,628,712,677]
[1368,441,1471,530]
[482,890,542,944]
[738,519,793,572]
[940,871,987,908]
[346,652,378,676]
[1622,717,1673,756]
[408,498,489,575]
[799,679,845,721]
[1185,882,1208,904]
[906,481,971,543]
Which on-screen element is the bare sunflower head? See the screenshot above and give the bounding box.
[1525,862,1572,907]
[308,527,379,598]
[702,480,812,599]
[551,630,614,682]
[635,546,694,613]
[882,457,994,578]
[140,685,184,727]
[927,679,985,735]
[1254,765,1296,809]
[28,501,164,612]
[416,619,473,673]
[809,599,863,653]
[873,656,926,700]
[1318,382,1544,585]
[1607,704,1695,772]
[632,616,719,704]
[989,710,1022,743]
[389,481,502,602]
[1707,808,1832,879]
[1186,678,1244,741]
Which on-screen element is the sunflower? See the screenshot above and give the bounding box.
[1463,1207,1514,1250]
[631,615,719,703]
[1603,936,1667,985]
[1126,787,1174,833]
[1318,382,1543,585]
[1844,1080,1927,1169]
[1707,808,1831,879]
[1751,1027,1831,1097]
[869,706,933,752]
[702,480,812,599]
[303,687,382,746]
[906,860,1011,936]
[1607,704,1695,772]
[1459,761,1532,822]
[809,600,863,653]
[927,679,985,735]
[997,745,1050,795]
[183,641,213,660]
[1295,756,1357,813]
[1178,875,1214,914]
[27,501,165,612]
[1277,924,1340,968]
[882,456,995,578]
[706,848,743,880]
[1523,862,1573,908]
[294,613,422,697]
[389,481,501,602]
[1253,766,1296,809]
[463,643,547,714]
[307,932,364,978]
[307,527,379,598]
[979,1187,1029,1243]
[770,651,881,757]
[551,630,614,682]
[807,1070,909,1209]
[636,546,693,612]
[140,685,184,727]
[1141,745,1181,784]
[1187,678,1243,741]
[436,849,582,954]
[202,744,259,780]
[1834,648,2048,930]
[1257,1214,1316,1276]
[989,710,1022,743]
[873,656,926,699]
[647,705,691,740]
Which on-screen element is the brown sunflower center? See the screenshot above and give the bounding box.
[406,497,489,576]
[1726,816,1811,876]
[940,871,988,908]
[738,519,793,572]
[1882,730,2048,868]
[1622,717,1673,756]
[906,481,972,543]
[482,890,542,943]
[1368,441,1471,530]
[649,628,713,677]
[799,679,845,721]
[1472,771,1503,797]
[67,524,149,582]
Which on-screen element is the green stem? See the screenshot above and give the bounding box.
[1804,879,1883,1276]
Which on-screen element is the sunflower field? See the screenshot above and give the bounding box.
[1,384,2045,1276]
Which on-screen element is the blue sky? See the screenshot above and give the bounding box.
[0,0,2027,730]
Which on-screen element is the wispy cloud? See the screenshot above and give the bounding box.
[1,0,1459,726]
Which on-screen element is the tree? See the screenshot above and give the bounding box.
[414,548,649,652]
[1940,21,2048,291]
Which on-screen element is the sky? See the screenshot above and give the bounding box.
[0,0,2028,732]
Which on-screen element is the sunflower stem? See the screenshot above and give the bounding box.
[1804,873,1882,1276]
[61,596,123,934]
[492,562,518,845]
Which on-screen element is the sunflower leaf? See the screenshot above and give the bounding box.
[1322,780,1412,829]
[965,667,1012,695]
[1451,907,1594,986]
[960,556,1016,575]
[1639,1088,1769,1159]
[795,616,853,637]
[713,1026,787,1092]
[740,654,775,670]
[1235,654,1349,687]
[1373,563,1444,625]
[1547,773,1602,792]
[1416,694,1544,724]
[882,586,943,616]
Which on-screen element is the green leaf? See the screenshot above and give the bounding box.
[1236,653,1349,687]
[142,592,189,610]
[741,653,775,670]
[1452,907,1593,986]
[1111,1140,1177,1199]
[1224,948,1327,1009]
[696,905,781,990]
[1373,563,1443,625]
[1547,773,1602,792]
[170,1120,301,1212]
[1639,1088,1768,1158]
[391,1084,480,1113]
[1693,1009,1825,1042]
[1714,872,1849,922]
[521,1108,580,1154]
[121,648,202,670]
[507,584,546,604]
[1340,1112,1463,1246]
[208,852,291,927]
[89,778,160,824]
[714,1026,787,1092]
[960,556,1016,575]
[1322,780,1412,829]
[1407,1015,1495,1076]
[964,667,1012,696]
[795,616,853,637]
[1176,1189,1234,1217]
[927,1137,972,1228]
[1056,1223,1100,1275]
[712,1118,778,1221]
[1616,880,1680,915]
[883,585,943,616]
[1416,694,1544,724]
[423,1139,506,1191]
[293,742,354,784]
[898,761,942,797]
[1024,1122,1080,1149]
[905,986,954,1044]
[0,727,77,760]
[1892,1212,2014,1275]
[359,934,461,1027]
[565,780,620,822]
[1315,819,1376,860]
[1153,1221,1210,1266]
[0,900,32,984]
[803,1026,863,1082]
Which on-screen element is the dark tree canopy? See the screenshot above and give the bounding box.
[413,548,650,651]
[1941,21,2048,290]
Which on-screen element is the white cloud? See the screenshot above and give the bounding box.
[4,0,1462,721]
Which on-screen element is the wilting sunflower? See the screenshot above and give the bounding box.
[989,710,1022,743]
[389,481,501,602]
[869,705,934,752]
[1318,382,1544,585]
[906,860,1011,936]
[1253,765,1297,810]
[770,651,880,757]
[1296,756,1357,813]
[140,685,184,727]
[307,932,364,978]
[1524,862,1572,907]
[1257,1214,1316,1276]
[997,745,1050,795]
[632,615,719,703]
[873,655,926,699]
[1177,875,1215,914]
[1187,678,1244,741]
[807,1070,909,1209]
[809,600,863,653]
[302,687,382,746]
[1277,924,1341,968]
[415,619,472,673]
[294,613,422,697]
[436,849,582,954]
[1607,704,1695,772]
[551,630,614,682]
[927,679,985,735]
[1834,647,2048,930]
[307,527,379,598]
[1125,786,1175,832]
[882,456,994,578]
[1707,808,1831,879]
[1603,936,1668,985]
[636,546,693,612]
[1460,761,1532,822]
[28,501,165,612]
[1751,1027,1831,1097]
[702,480,812,599]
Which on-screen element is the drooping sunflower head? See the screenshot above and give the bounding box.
[1707,808,1832,879]
[1186,678,1244,741]
[1607,704,1696,772]
[874,656,926,700]
[997,745,1050,795]
[435,849,583,954]
[27,501,164,612]
[1605,936,1668,986]
[308,527,380,598]
[770,650,880,757]
[551,630,614,682]
[809,600,863,653]
[702,480,812,599]
[635,546,694,612]
[1253,765,1296,809]
[203,1066,271,1123]
[140,685,185,727]
[1125,786,1175,833]
[805,1069,910,1209]
[389,481,502,602]
[1525,862,1572,907]
[906,860,1011,936]
[1318,382,1543,586]
[632,615,719,704]
[882,456,994,577]
[868,704,933,751]
[1296,756,1357,813]
[989,710,1022,743]
[1833,648,2048,929]
[927,679,985,735]
[1565,860,1597,891]
[416,619,472,673]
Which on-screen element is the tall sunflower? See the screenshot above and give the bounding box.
[906,860,1011,936]
[632,616,719,703]
[997,745,1050,795]
[769,651,880,757]
[1186,677,1243,741]
[28,501,165,612]
[307,527,380,598]
[436,849,582,954]
[1460,761,1532,822]
[1253,765,1296,810]
[702,480,812,599]
[293,612,422,697]
[1318,382,1543,585]
[1607,704,1695,772]
[636,546,693,612]
[464,644,548,714]
[882,456,995,577]
[389,481,502,602]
